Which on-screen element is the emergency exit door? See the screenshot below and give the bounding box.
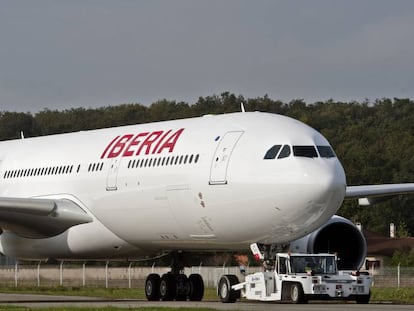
[106,158,121,191]
[209,131,243,185]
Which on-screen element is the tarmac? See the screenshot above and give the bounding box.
[0,293,413,310]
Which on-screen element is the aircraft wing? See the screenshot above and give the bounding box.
[0,197,93,239]
[345,183,414,205]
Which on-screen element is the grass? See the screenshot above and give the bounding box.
[0,286,218,300]
[0,286,144,300]
[371,287,414,304]
[0,308,219,311]
[0,287,221,311]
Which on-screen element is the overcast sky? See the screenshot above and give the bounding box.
[1,0,414,113]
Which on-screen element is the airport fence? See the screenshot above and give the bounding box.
[370,266,414,288]
[0,262,413,288]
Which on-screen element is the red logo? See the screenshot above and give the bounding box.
[101,128,185,159]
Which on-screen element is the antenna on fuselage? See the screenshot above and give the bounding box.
[20,131,25,139]
[241,102,246,113]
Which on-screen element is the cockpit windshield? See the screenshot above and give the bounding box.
[263,144,290,159]
[317,146,336,158]
[264,145,336,160]
[278,145,291,159]
[264,145,281,159]
[293,146,318,158]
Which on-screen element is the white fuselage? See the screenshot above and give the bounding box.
[0,112,346,260]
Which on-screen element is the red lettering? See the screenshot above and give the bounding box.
[156,128,185,154]
[107,134,134,158]
[101,135,120,159]
[136,131,163,155]
[152,130,171,154]
[101,128,185,159]
[123,132,149,157]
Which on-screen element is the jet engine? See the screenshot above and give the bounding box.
[289,215,366,270]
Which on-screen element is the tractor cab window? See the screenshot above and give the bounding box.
[278,256,288,274]
[290,255,337,275]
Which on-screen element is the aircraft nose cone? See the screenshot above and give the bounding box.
[306,160,345,192]
[261,157,347,244]
[298,159,347,229]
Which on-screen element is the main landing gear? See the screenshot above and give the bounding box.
[144,252,204,301]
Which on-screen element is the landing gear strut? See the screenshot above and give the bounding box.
[144,252,204,301]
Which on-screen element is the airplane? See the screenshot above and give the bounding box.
[0,111,413,301]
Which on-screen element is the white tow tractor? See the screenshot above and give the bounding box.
[218,245,372,304]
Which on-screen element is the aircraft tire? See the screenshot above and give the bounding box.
[145,273,160,301]
[188,273,204,301]
[174,274,189,301]
[160,273,176,301]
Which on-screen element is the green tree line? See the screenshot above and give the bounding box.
[1,93,413,237]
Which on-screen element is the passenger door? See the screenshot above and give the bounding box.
[209,131,243,185]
